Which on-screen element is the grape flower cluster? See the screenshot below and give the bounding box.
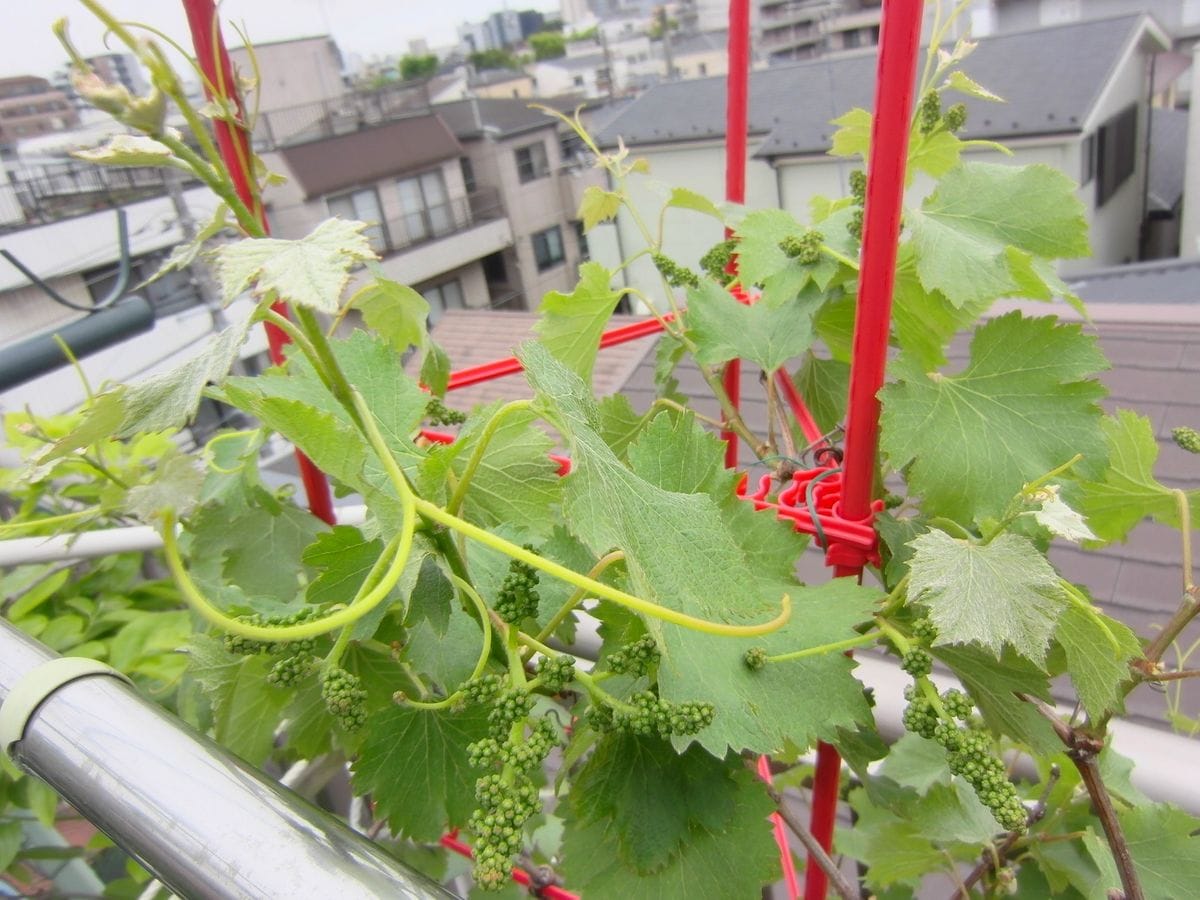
[425,396,467,426]
[535,655,576,692]
[1173,426,1200,454]
[606,635,660,676]
[587,691,714,739]
[699,239,737,284]
[223,608,321,657]
[652,252,700,289]
[778,229,824,265]
[321,666,368,731]
[494,550,541,624]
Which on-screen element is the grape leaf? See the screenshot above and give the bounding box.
[419,339,451,397]
[934,645,1060,756]
[448,402,561,535]
[560,771,778,899]
[838,788,950,890]
[1116,804,1200,899]
[0,821,22,872]
[890,257,990,370]
[908,129,964,179]
[877,732,953,797]
[72,133,174,166]
[535,261,625,385]
[880,312,1108,523]
[908,529,1064,664]
[351,706,490,841]
[685,279,822,373]
[666,186,723,220]
[222,503,327,604]
[578,185,622,231]
[186,636,292,765]
[125,453,205,521]
[1031,485,1097,542]
[1053,604,1140,720]
[944,70,1004,102]
[212,217,375,312]
[520,342,875,755]
[625,410,737,499]
[905,163,1090,307]
[571,734,739,873]
[406,554,455,636]
[829,107,871,159]
[302,525,385,608]
[792,353,849,434]
[348,269,430,353]
[1076,410,1200,544]
[597,393,645,460]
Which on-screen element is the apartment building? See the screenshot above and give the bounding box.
[260,111,513,321]
[0,77,79,147]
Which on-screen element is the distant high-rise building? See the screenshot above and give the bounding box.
[85,53,149,97]
[0,76,80,147]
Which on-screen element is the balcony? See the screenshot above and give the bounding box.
[370,190,513,287]
[252,85,431,150]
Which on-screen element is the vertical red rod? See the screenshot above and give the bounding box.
[804,3,923,898]
[722,0,751,469]
[182,0,335,525]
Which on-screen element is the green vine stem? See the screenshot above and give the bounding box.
[323,534,405,671]
[820,244,859,271]
[446,399,533,515]
[395,574,495,711]
[0,508,97,536]
[878,574,911,617]
[530,551,626,649]
[161,506,413,641]
[762,629,880,664]
[1142,491,1198,665]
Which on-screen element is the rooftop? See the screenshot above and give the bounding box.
[595,14,1163,154]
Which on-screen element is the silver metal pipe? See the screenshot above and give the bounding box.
[0,621,455,900]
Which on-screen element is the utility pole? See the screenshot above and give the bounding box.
[163,166,226,330]
[659,6,675,80]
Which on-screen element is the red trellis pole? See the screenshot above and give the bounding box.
[182,0,336,526]
[804,3,923,899]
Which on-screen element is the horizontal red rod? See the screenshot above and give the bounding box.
[440,832,579,900]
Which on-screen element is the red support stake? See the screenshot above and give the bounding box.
[804,3,923,899]
[181,0,335,525]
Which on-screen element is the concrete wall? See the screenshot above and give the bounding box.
[1181,43,1200,256]
[230,38,343,115]
[0,277,88,344]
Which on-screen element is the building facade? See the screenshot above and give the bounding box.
[0,77,79,147]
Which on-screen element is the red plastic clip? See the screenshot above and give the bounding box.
[739,466,881,568]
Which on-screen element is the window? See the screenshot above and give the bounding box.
[515,141,550,183]
[327,187,387,252]
[573,75,585,87]
[532,225,565,271]
[460,157,476,193]
[422,278,465,324]
[573,220,589,262]
[396,170,452,243]
[1095,105,1136,208]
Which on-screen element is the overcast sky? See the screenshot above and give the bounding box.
[3,1,564,80]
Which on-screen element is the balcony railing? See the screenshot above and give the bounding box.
[372,191,504,258]
[253,84,433,150]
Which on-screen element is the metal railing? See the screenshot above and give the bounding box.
[0,619,453,900]
[253,84,434,150]
[377,192,504,257]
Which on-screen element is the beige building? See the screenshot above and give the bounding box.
[0,77,79,147]
[229,36,345,115]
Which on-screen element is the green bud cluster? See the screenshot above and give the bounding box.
[606,635,660,676]
[743,647,768,671]
[425,396,467,426]
[849,169,867,204]
[535,655,576,692]
[501,718,560,772]
[267,652,313,688]
[918,90,942,134]
[321,667,368,731]
[911,617,938,643]
[778,229,824,265]
[902,685,1025,832]
[848,208,864,242]
[699,239,737,283]
[944,102,968,132]
[487,687,535,739]
[467,737,502,768]
[591,691,715,739]
[462,674,505,706]
[1173,426,1200,454]
[652,252,700,289]
[494,550,540,624]
[469,772,540,891]
[223,609,321,657]
[901,647,933,678]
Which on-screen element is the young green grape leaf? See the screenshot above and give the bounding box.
[906,163,1090,307]
[419,338,451,397]
[571,733,739,873]
[625,409,738,499]
[943,70,1004,102]
[597,393,645,460]
[876,513,928,586]
[72,133,175,166]
[284,679,335,760]
[876,732,953,798]
[907,129,964,179]
[1114,804,1200,899]
[348,269,430,354]
[0,820,22,872]
[880,312,1108,523]
[666,186,723,220]
[125,453,205,521]
[302,525,386,608]
[222,502,328,603]
[560,771,778,899]
[351,706,491,841]
[890,258,991,370]
[934,645,1060,756]
[1053,603,1140,720]
[448,401,562,535]
[908,529,1064,664]
[578,185,622,231]
[838,787,952,891]
[685,279,822,373]
[149,202,230,283]
[792,353,849,435]
[829,107,871,158]
[1030,485,1097,542]
[406,553,455,636]
[1076,410,1200,543]
[186,636,292,765]
[535,261,624,384]
[519,342,874,754]
[212,217,375,312]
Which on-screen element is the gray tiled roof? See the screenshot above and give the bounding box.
[594,14,1148,156]
[1068,257,1200,304]
[436,97,557,140]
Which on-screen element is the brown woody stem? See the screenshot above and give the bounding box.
[764,785,857,900]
